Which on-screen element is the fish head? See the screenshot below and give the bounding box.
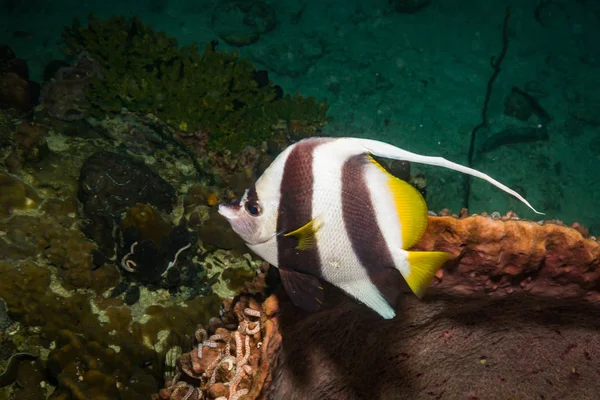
[219,141,300,246]
[218,184,279,246]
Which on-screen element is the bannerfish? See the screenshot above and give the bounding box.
[218,137,541,319]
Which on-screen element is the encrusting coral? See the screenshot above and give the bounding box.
[415,211,600,301]
[156,213,600,400]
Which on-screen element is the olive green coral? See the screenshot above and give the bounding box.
[46,329,157,399]
[0,259,222,398]
[1,212,119,293]
[0,171,41,218]
[61,15,330,151]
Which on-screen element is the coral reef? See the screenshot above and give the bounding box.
[78,151,176,218]
[156,296,266,400]
[87,110,206,181]
[0,15,332,400]
[157,214,600,400]
[118,215,197,287]
[78,150,176,257]
[46,329,157,399]
[415,213,600,301]
[0,257,224,398]
[60,15,329,151]
[0,46,29,80]
[11,121,49,163]
[201,251,264,299]
[38,53,101,122]
[121,203,173,249]
[0,120,50,173]
[0,352,38,388]
[0,181,224,399]
[0,73,35,112]
[0,171,41,218]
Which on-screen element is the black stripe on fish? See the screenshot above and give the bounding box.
[341,154,402,308]
[276,139,331,313]
[243,184,262,217]
[276,139,324,277]
[246,185,259,205]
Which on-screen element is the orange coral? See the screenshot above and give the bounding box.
[206,192,219,207]
[414,215,600,302]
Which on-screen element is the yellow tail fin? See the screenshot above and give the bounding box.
[405,251,452,298]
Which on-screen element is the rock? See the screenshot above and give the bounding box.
[0,46,39,111]
[155,216,600,400]
[0,72,36,111]
[263,291,600,399]
[12,121,49,162]
[0,46,28,79]
[262,217,600,399]
[38,55,100,121]
[78,151,176,218]
[504,88,533,121]
[415,216,600,301]
[211,0,277,46]
[77,151,176,257]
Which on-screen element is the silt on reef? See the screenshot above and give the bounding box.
[158,213,600,400]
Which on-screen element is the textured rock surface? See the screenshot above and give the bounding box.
[257,216,600,399]
[415,215,600,302]
[78,151,176,218]
[159,216,600,400]
[262,291,600,400]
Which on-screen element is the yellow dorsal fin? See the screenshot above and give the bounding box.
[405,251,452,298]
[284,217,322,250]
[368,156,428,249]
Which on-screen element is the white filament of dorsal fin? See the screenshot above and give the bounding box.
[346,138,544,215]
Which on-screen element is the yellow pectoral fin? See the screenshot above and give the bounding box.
[405,251,452,298]
[284,217,323,250]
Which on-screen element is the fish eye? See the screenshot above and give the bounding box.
[245,201,262,216]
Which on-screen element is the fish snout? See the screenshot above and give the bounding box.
[217,201,242,220]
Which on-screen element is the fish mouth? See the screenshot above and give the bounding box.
[217,201,241,219]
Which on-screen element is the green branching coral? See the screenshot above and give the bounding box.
[61,15,330,151]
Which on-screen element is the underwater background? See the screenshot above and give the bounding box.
[1,0,599,399]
